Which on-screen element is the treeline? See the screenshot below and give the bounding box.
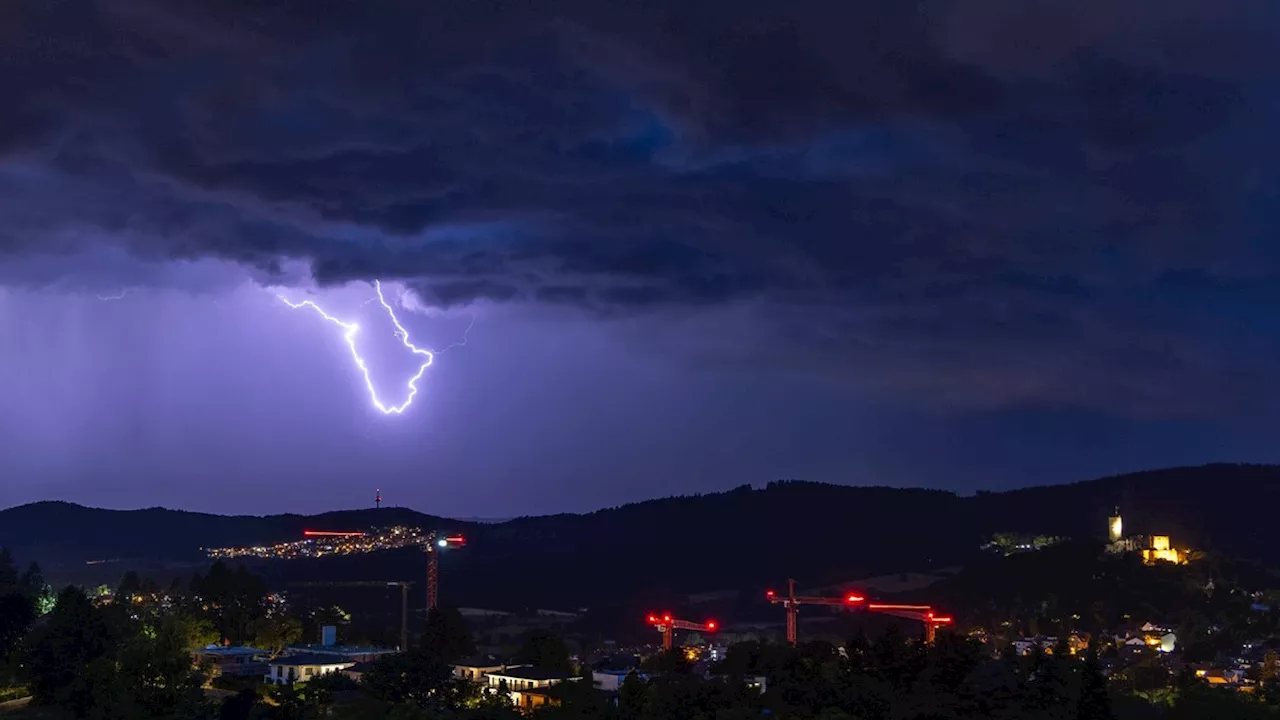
[225,630,1280,720]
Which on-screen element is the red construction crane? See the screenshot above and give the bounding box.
[425,532,466,612]
[864,604,953,645]
[766,579,865,646]
[646,613,718,651]
[766,579,951,645]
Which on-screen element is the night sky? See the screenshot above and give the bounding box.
[3,0,1279,517]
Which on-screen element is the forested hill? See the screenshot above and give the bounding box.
[0,503,466,564]
[2,463,1277,607]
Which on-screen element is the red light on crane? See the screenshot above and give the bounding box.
[663,614,672,623]
[445,535,466,544]
[706,620,718,631]
[932,616,953,624]
[845,593,865,604]
[766,589,776,598]
[647,614,658,624]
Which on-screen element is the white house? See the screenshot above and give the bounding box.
[485,666,576,711]
[266,653,356,685]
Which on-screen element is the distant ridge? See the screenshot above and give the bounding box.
[3,463,1277,609]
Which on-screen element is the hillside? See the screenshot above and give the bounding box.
[0,502,467,565]
[2,463,1278,611]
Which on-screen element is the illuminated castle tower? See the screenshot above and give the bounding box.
[1108,507,1123,543]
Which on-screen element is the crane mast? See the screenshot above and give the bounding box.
[425,532,466,613]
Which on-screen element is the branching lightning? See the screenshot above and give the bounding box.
[435,314,475,354]
[278,280,434,415]
[97,288,130,301]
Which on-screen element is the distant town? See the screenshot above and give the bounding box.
[206,525,437,560]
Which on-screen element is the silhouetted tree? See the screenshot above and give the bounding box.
[1076,649,1111,720]
[116,570,143,600]
[421,606,474,661]
[23,586,119,715]
[362,646,463,710]
[514,629,572,674]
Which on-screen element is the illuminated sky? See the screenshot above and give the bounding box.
[2,0,1280,516]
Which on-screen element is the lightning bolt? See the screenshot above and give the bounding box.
[435,314,475,354]
[277,281,434,415]
[97,289,130,301]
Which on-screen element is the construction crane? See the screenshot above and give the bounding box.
[425,531,466,613]
[289,581,414,651]
[646,613,718,651]
[766,579,951,645]
[766,579,865,646]
[864,604,953,645]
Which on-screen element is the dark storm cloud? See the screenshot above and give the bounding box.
[2,0,1278,416]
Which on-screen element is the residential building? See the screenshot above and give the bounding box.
[454,655,509,682]
[194,645,268,678]
[485,666,577,710]
[285,625,397,663]
[266,653,356,685]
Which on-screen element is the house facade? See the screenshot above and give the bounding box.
[266,653,356,685]
[485,666,576,711]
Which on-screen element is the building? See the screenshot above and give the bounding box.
[592,669,644,692]
[194,646,268,678]
[454,655,509,682]
[1142,536,1186,565]
[266,653,356,685]
[285,624,398,663]
[1103,509,1190,565]
[485,666,577,710]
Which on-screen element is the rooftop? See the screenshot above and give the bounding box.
[456,654,507,668]
[489,666,575,682]
[270,653,359,667]
[197,646,267,657]
[288,643,397,656]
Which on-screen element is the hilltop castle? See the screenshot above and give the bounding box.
[1105,507,1189,565]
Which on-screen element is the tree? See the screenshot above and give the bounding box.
[23,586,119,715]
[421,606,474,661]
[1076,649,1111,720]
[117,570,143,600]
[0,548,17,588]
[191,561,269,644]
[618,671,647,720]
[362,647,462,710]
[513,629,572,674]
[252,613,304,657]
[219,688,258,720]
[20,562,53,615]
[0,595,34,668]
[116,614,208,717]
